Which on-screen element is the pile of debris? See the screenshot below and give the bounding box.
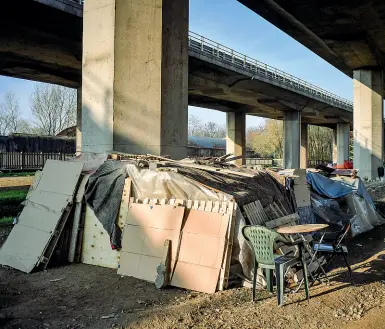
[0,153,383,294]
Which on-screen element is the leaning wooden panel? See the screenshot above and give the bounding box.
[0,160,83,273]
[81,206,121,269]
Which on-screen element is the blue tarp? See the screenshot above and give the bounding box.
[306,172,352,198]
[306,172,375,208]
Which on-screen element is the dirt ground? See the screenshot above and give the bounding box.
[0,223,384,329]
[0,176,34,191]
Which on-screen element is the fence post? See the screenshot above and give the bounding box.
[21,152,24,170]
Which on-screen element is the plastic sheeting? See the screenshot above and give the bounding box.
[332,176,375,208]
[125,164,230,201]
[306,172,352,199]
[311,191,385,236]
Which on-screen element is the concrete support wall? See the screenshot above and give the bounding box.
[226,112,246,166]
[353,69,384,180]
[76,87,82,155]
[283,110,301,169]
[300,123,308,169]
[82,0,189,159]
[336,123,350,165]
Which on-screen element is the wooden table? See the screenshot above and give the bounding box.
[277,223,330,286]
[277,224,329,234]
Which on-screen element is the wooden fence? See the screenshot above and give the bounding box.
[0,152,75,171]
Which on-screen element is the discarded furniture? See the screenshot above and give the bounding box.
[313,222,352,279]
[277,224,329,287]
[242,225,309,307]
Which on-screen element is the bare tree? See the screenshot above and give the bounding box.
[0,91,31,135]
[30,84,77,135]
[188,114,226,138]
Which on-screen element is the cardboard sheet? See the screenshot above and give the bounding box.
[171,209,230,294]
[118,204,185,281]
[81,206,121,269]
[0,160,83,273]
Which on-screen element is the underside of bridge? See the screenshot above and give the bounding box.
[238,0,385,85]
[238,0,385,178]
[0,0,82,88]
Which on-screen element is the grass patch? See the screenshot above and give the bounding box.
[0,216,13,226]
[0,189,28,200]
[0,171,35,178]
[0,189,28,218]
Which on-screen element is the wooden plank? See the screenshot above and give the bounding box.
[193,200,199,210]
[186,200,193,209]
[39,205,74,270]
[256,201,269,223]
[212,201,220,213]
[205,201,213,212]
[118,178,132,229]
[248,202,261,225]
[171,162,255,178]
[68,202,83,263]
[218,202,237,290]
[265,213,300,229]
[198,201,206,211]
[242,204,256,225]
[220,202,227,214]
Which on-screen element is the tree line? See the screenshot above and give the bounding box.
[190,116,334,161]
[0,84,76,136]
[1,86,334,161]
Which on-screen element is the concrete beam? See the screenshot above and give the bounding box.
[283,110,301,169]
[82,0,189,158]
[226,112,246,166]
[353,69,384,180]
[300,123,308,169]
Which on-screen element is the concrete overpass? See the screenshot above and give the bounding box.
[0,0,353,168]
[238,0,385,178]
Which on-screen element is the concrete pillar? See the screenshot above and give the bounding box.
[283,110,301,169]
[226,112,246,166]
[300,123,308,169]
[332,129,337,164]
[353,69,384,180]
[336,123,350,166]
[76,87,82,155]
[82,0,188,159]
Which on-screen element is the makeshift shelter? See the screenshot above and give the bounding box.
[1,154,383,294]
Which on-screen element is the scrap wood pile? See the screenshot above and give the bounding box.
[2,152,381,294]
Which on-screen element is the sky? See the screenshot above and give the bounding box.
[0,0,352,127]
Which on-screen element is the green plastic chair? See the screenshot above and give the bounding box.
[242,225,309,306]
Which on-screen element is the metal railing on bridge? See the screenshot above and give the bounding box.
[188,32,353,111]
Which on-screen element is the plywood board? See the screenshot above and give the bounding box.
[0,225,53,273]
[36,160,83,195]
[118,204,185,280]
[81,206,121,269]
[0,160,83,273]
[25,171,42,200]
[171,209,230,294]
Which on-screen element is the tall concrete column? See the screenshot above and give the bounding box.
[82,0,188,159]
[336,123,350,166]
[283,110,301,169]
[353,69,384,180]
[226,112,246,166]
[76,87,82,155]
[332,128,338,164]
[300,123,308,169]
